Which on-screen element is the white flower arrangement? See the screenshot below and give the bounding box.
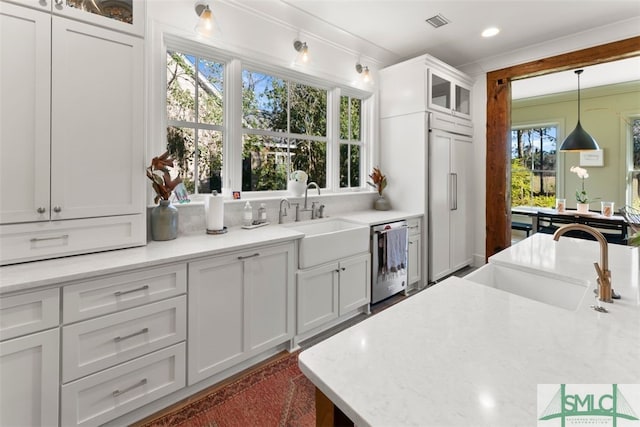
[570,166,597,204]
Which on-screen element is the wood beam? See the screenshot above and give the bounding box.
[485,36,640,259]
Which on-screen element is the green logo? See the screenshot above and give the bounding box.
[539,384,639,426]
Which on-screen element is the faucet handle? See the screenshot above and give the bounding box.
[311,202,318,219]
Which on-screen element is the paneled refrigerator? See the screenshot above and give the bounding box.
[380,111,472,284]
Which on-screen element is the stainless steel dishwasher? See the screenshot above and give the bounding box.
[371,220,409,304]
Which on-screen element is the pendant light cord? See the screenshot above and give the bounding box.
[575,69,583,122]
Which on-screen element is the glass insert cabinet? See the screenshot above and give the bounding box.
[15,0,144,36]
[427,69,471,119]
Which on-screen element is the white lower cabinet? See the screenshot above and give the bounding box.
[407,217,422,289]
[0,328,60,427]
[61,343,185,427]
[187,242,294,385]
[297,252,370,335]
[59,264,188,427]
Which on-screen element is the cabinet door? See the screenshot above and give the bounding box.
[454,82,471,119]
[297,263,339,334]
[450,134,473,270]
[0,3,51,224]
[429,130,453,281]
[427,69,452,114]
[50,17,143,220]
[246,244,294,352]
[52,0,144,37]
[408,234,421,286]
[338,253,370,315]
[1,329,59,427]
[188,254,244,385]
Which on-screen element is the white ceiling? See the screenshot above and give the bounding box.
[263,0,640,95]
[280,0,640,67]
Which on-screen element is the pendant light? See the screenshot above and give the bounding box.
[559,69,600,151]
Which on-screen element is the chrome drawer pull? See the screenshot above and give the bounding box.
[237,253,260,260]
[114,328,149,343]
[112,378,147,397]
[30,234,69,242]
[114,285,149,297]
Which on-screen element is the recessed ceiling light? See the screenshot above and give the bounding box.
[482,27,500,38]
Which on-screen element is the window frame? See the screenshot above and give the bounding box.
[510,121,562,207]
[240,67,330,191]
[625,113,640,208]
[338,93,365,190]
[162,36,373,200]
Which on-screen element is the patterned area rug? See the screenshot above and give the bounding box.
[136,351,315,427]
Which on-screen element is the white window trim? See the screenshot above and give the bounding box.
[159,34,373,200]
[623,112,640,206]
[511,120,564,198]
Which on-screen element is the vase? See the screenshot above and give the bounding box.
[373,195,391,211]
[576,202,590,214]
[151,200,178,241]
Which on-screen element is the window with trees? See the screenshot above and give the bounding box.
[511,125,557,207]
[339,95,362,188]
[629,117,640,209]
[166,50,224,194]
[241,69,328,191]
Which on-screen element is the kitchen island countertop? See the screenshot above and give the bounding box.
[299,233,639,426]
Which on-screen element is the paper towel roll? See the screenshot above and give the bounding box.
[205,192,224,231]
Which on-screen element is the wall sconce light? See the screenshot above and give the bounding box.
[293,40,309,63]
[195,3,213,37]
[356,63,371,83]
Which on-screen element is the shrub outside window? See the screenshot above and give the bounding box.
[629,117,640,208]
[166,51,224,194]
[339,96,362,188]
[511,125,557,207]
[242,69,328,191]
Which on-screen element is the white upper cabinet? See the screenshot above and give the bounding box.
[0,4,51,224]
[50,17,143,220]
[0,1,145,265]
[6,0,144,36]
[379,54,473,121]
[427,69,471,120]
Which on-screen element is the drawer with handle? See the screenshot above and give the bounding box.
[63,263,186,324]
[62,295,186,382]
[61,342,185,427]
[0,288,59,341]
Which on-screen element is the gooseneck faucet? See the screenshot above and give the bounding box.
[552,224,612,303]
[304,182,320,210]
[278,198,291,224]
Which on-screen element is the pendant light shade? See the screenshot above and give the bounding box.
[559,69,600,151]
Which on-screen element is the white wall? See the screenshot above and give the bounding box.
[458,17,640,266]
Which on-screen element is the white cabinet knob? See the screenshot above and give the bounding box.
[37,207,46,214]
[53,206,62,213]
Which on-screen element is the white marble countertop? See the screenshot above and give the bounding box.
[0,209,422,294]
[299,234,640,426]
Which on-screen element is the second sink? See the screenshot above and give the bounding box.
[465,263,590,311]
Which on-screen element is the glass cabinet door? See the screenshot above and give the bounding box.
[65,0,133,24]
[455,84,471,116]
[430,73,451,111]
[53,0,143,36]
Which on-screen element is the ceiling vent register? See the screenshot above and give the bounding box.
[425,14,450,28]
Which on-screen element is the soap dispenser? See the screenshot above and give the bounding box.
[258,203,267,223]
[243,201,253,226]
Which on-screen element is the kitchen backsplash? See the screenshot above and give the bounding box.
[147,192,378,239]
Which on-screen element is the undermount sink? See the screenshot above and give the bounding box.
[465,263,590,311]
[286,218,369,268]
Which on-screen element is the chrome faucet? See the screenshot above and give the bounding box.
[304,182,320,210]
[552,224,613,303]
[278,198,291,224]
